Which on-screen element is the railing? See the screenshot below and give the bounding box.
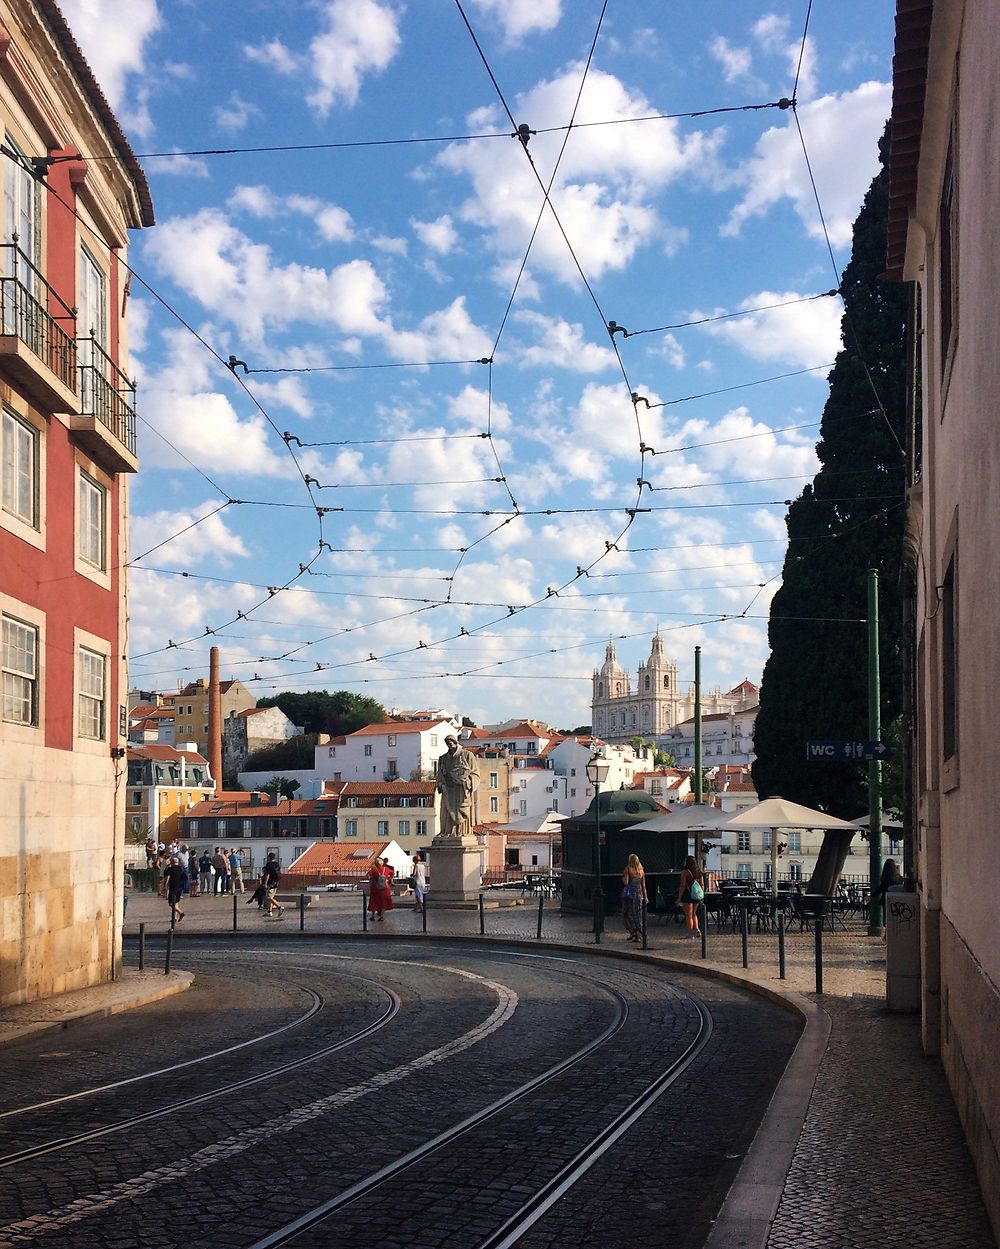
[78,335,137,454]
[0,242,77,392]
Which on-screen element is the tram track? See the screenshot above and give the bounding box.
[0,967,399,1171]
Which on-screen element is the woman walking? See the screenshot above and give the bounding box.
[676,855,705,940]
[621,853,647,944]
[367,857,394,922]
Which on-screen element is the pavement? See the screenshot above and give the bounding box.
[3,888,995,1249]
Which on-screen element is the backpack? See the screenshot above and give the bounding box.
[372,871,387,891]
[690,878,705,902]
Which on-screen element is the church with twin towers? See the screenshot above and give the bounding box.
[591,634,758,745]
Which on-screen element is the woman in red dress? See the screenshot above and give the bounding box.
[367,857,394,922]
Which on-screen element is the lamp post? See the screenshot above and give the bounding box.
[586,753,611,943]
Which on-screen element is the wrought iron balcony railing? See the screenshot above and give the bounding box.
[78,335,137,456]
[0,241,77,393]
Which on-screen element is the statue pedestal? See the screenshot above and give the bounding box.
[426,836,483,907]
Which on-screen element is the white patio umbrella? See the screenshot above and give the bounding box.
[627,805,733,833]
[723,797,859,894]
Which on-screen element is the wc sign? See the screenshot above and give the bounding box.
[806,740,893,761]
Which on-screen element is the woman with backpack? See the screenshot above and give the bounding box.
[367,857,393,923]
[676,854,705,941]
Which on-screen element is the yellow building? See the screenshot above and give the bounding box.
[167,676,254,755]
[125,746,214,849]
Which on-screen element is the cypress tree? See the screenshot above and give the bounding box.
[751,131,909,817]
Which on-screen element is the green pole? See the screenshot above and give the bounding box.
[694,646,703,804]
[867,569,884,936]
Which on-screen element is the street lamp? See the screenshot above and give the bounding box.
[586,753,611,943]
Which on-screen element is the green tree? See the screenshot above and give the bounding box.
[752,130,908,817]
[255,690,386,737]
[628,735,677,768]
[261,776,301,802]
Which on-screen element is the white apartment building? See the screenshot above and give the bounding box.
[316,719,459,783]
[663,706,758,768]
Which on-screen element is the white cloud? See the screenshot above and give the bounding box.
[131,499,250,566]
[243,38,299,75]
[229,186,355,242]
[697,289,842,369]
[59,0,161,110]
[469,0,562,41]
[388,297,494,363]
[708,36,756,85]
[214,93,262,133]
[438,66,721,282]
[651,333,686,370]
[306,0,401,114]
[143,209,388,342]
[148,151,209,178]
[511,311,616,374]
[411,215,459,255]
[723,82,890,246]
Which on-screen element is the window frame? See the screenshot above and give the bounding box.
[2,610,39,727]
[77,468,107,572]
[1,404,45,549]
[77,644,107,741]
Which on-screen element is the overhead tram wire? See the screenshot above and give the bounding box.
[609,289,840,339]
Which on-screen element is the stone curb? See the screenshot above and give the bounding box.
[0,971,194,1049]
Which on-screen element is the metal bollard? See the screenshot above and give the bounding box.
[740,902,749,969]
[641,898,648,951]
[362,890,368,932]
[700,902,707,959]
[479,893,485,935]
[164,928,173,975]
[536,894,544,940]
[138,922,145,971]
[814,912,824,994]
[299,893,305,932]
[778,908,786,979]
[594,893,602,945]
[233,893,238,932]
[422,891,427,934]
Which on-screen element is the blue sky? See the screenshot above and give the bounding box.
[61,0,896,728]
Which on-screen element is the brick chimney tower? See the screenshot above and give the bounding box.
[208,646,223,796]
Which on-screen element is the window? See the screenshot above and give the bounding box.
[519,800,527,816]
[130,790,141,805]
[489,796,498,813]
[386,759,398,778]
[398,820,410,836]
[217,819,226,835]
[519,779,527,790]
[644,675,650,690]
[939,138,958,369]
[243,818,252,835]
[787,832,801,854]
[663,676,670,689]
[399,797,412,808]
[345,819,358,837]
[737,862,751,878]
[78,246,107,410]
[364,744,373,756]
[78,646,106,739]
[3,136,41,277]
[328,746,336,758]
[2,408,38,528]
[78,471,107,570]
[347,797,359,807]
[525,741,537,754]
[416,820,427,836]
[763,831,772,852]
[416,796,428,807]
[788,863,802,882]
[942,552,958,764]
[737,831,751,853]
[377,820,389,836]
[430,734,437,747]
[387,734,396,746]
[2,613,37,725]
[489,772,498,789]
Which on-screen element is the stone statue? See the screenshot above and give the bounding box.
[436,735,479,839]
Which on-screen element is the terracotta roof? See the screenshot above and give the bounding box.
[480,722,552,740]
[323,781,436,798]
[289,842,391,873]
[727,680,759,695]
[348,720,450,736]
[128,744,209,765]
[886,0,934,280]
[463,726,491,739]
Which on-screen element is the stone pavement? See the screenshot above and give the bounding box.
[12,889,997,1248]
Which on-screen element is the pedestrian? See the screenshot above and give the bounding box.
[145,838,156,869]
[198,851,212,895]
[411,854,427,914]
[676,855,705,941]
[874,858,903,901]
[212,846,230,895]
[178,844,191,897]
[620,853,648,944]
[261,853,283,919]
[186,846,199,898]
[367,857,393,922]
[162,855,187,926]
[228,848,245,895]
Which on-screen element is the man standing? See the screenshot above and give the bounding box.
[412,854,427,913]
[212,846,230,895]
[228,848,245,894]
[261,853,283,919]
[436,735,479,838]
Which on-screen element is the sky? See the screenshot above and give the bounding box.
[59,0,897,729]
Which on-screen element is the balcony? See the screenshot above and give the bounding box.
[0,243,79,412]
[72,336,138,473]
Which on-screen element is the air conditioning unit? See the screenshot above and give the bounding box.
[545,787,553,793]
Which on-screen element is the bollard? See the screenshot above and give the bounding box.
[700,902,707,959]
[422,891,427,934]
[814,912,824,994]
[362,890,368,932]
[641,898,648,951]
[536,894,544,940]
[778,908,786,980]
[164,928,173,975]
[233,893,238,932]
[299,893,305,932]
[594,893,602,946]
[138,922,145,971]
[740,901,749,969]
[479,893,485,936]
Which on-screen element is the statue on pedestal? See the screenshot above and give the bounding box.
[436,735,478,839]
